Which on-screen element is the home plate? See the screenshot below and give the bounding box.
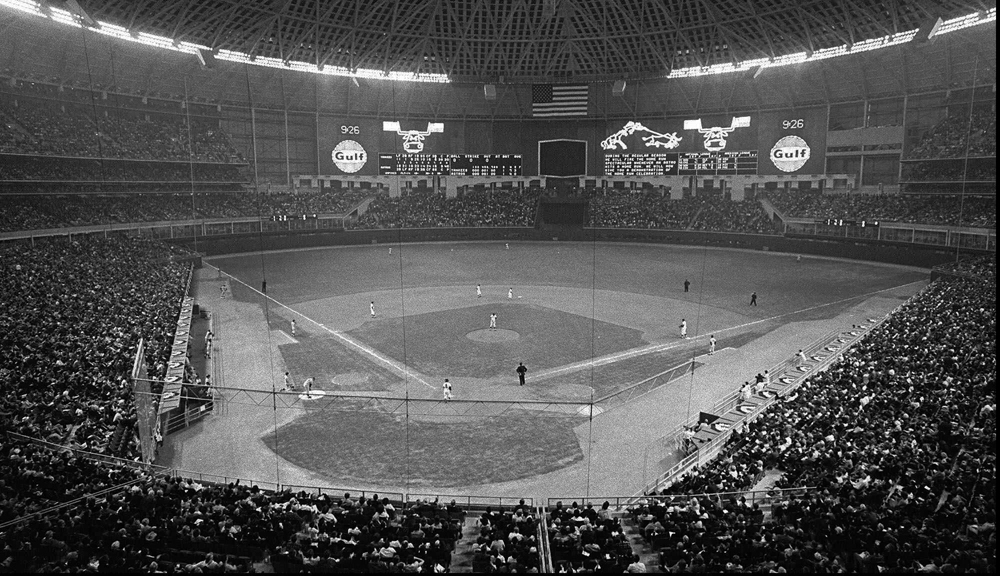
[299,390,327,400]
[577,405,604,417]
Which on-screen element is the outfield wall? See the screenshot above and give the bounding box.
[180,226,973,269]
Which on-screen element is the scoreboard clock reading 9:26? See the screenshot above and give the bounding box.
[379,154,522,176]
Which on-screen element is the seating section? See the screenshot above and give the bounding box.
[0,156,246,185]
[901,159,995,182]
[630,268,995,573]
[0,237,192,459]
[548,501,635,572]
[588,192,702,230]
[350,188,542,229]
[0,99,243,163]
[0,452,489,574]
[588,192,778,234]
[765,190,997,228]
[0,190,372,232]
[907,111,996,159]
[470,505,541,573]
[689,197,778,234]
[934,254,997,284]
[0,187,994,234]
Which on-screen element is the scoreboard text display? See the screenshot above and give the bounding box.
[378,154,522,176]
[605,151,758,176]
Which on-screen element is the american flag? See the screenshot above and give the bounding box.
[532,84,589,117]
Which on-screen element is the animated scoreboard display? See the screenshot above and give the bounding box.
[379,154,522,176]
[600,111,825,176]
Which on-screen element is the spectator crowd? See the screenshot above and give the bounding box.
[907,110,996,159]
[0,155,247,185]
[0,189,372,233]
[765,190,997,228]
[0,459,476,573]
[630,265,995,573]
[351,188,541,229]
[588,191,778,234]
[547,501,636,573]
[0,99,244,163]
[0,237,192,460]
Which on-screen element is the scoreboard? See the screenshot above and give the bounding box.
[604,154,679,176]
[677,151,758,175]
[379,154,522,176]
[605,151,757,176]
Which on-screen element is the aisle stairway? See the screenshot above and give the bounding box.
[620,511,661,573]
[448,516,482,573]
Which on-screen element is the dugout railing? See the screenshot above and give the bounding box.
[644,325,854,477]
[406,492,532,511]
[547,486,816,520]
[536,504,555,574]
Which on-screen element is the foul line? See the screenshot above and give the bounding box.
[276,330,299,345]
[532,279,926,381]
[208,264,436,390]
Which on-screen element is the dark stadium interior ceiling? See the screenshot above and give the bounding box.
[0,1,994,116]
[77,0,992,83]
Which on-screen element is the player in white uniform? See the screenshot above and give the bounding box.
[302,377,315,398]
[508,288,513,299]
[290,319,296,336]
[442,379,453,400]
[489,313,497,330]
[370,301,376,318]
[477,284,482,298]
[282,372,292,392]
[679,319,688,339]
[708,335,716,355]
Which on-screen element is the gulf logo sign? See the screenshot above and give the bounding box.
[332,140,367,173]
[770,135,811,172]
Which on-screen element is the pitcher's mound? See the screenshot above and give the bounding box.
[466,329,520,343]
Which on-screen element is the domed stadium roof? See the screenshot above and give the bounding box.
[79,0,991,83]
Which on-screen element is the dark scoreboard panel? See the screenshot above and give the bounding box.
[605,151,757,176]
[379,154,522,176]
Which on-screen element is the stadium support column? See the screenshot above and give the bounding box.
[387,178,402,198]
[443,176,458,198]
[729,176,748,201]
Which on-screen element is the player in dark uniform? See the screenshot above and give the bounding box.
[684,279,690,293]
[516,362,527,386]
[750,292,757,306]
